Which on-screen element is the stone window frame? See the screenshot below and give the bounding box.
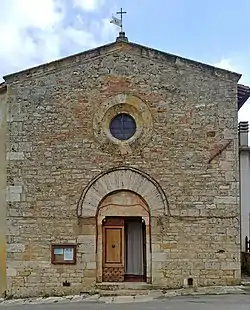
[51,244,77,265]
[92,94,153,153]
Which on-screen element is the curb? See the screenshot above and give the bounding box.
[0,285,247,306]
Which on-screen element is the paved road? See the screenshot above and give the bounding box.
[1,295,249,310]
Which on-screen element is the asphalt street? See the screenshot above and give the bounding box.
[0,295,249,310]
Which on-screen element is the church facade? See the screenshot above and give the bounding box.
[0,33,249,298]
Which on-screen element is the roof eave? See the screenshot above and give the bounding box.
[0,82,7,94]
[238,84,250,110]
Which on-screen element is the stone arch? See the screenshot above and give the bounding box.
[97,190,151,222]
[77,166,169,217]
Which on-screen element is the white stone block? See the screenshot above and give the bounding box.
[8,243,25,253]
[7,152,24,160]
[221,262,240,270]
[81,253,96,262]
[215,196,236,204]
[78,244,95,254]
[152,252,167,262]
[78,235,95,243]
[7,268,17,277]
[86,262,96,269]
[152,243,160,251]
[6,192,21,202]
[7,186,23,194]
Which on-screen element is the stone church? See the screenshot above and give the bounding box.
[0,32,250,298]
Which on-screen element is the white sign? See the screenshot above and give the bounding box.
[54,248,63,255]
[64,248,74,261]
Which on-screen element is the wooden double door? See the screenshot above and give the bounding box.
[102,217,146,282]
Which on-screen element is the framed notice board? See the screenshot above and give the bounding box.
[51,244,77,265]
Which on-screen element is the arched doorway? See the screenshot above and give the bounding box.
[96,190,151,283]
[77,167,169,285]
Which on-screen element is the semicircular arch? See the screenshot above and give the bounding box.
[77,167,169,217]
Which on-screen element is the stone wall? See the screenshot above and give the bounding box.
[0,88,7,297]
[5,41,240,297]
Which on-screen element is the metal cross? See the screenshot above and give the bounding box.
[116,8,127,32]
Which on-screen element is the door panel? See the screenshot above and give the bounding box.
[102,219,124,282]
[105,227,123,265]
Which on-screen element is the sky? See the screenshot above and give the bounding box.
[0,0,249,122]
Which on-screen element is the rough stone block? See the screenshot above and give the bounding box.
[161,242,178,250]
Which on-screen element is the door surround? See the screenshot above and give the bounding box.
[96,190,151,283]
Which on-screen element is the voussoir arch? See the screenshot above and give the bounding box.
[77,167,169,217]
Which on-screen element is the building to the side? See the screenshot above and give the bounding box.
[239,121,250,253]
[0,32,250,298]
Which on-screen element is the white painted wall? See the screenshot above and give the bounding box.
[240,151,250,250]
[239,121,250,251]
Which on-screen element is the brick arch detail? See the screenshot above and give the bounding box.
[77,166,169,217]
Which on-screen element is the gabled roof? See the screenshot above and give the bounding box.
[1,35,250,108]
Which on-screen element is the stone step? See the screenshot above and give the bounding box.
[95,283,163,297]
[97,289,152,297]
[241,281,250,286]
[95,282,155,291]
[98,289,165,298]
[241,277,250,286]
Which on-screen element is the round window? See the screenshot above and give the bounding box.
[109,113,136,141]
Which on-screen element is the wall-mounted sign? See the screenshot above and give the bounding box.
[51,244,76,265]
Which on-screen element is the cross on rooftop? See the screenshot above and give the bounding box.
[116,8,127,32]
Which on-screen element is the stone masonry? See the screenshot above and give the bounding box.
[2,37,241,297]
[0,85,7,297]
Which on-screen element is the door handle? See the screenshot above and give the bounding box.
[112,244,115,248]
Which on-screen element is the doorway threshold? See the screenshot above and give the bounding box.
[124,275,145,282]
[96,282,152,290]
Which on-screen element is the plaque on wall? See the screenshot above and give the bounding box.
[51,244,76,265]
